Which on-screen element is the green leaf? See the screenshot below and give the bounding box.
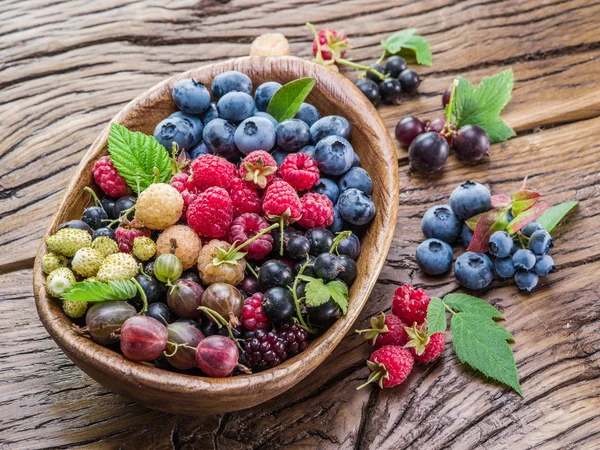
[443,293,504,319]
[62,280,137,302]
[451,312,522,395]
[382,29,432,66]
[506,202,551,234]
[467,208,509,253]
[536,200,579,233]
[304,279,331,307]
[326,280,348,315]
[267,78,316,122]
[452,70,516,144]
[107,123,172,193]
[511,190,541,216]
[426,297,446,335]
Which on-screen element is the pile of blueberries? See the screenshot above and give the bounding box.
[415,181,555,292]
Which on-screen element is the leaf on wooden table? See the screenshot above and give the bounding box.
[536,200,579,233]
[511,190,541,216]
[467,208,509,253]
[443,293,504,319]
[506,202,551,234]
[491,194,512,208]
[426,297,447,335]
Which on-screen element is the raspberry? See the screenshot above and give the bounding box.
[132,236,157,261]
[41,252,67,275]
[187,187,233,238]
[262,180,302,223]
[92,156,131,198]
[356,313,409,350]
[156,225,202,270]
[312,28,349,62]
[170,172,197,216]
[190,155,237,192]
[228,178,261,217]
[115,227,151,253]
[45,228,92,257]
[197,239,246,285]
[62,299,88,319]
[91,236,120,257]
[96,253,138,282]
[135,183,184,230]
[71,247,104,278]
[250,33,290,57]
[280,152,320,191]
[241,293,270,331]
[244,329,287,370]
[357,346,414,390]
[228,213,273,260]
[46,267,76,298]
[297,193,334,229]
[277,322,308,355]
[239,151,278,189]
[404,323,445,363]
[392,284,431,326]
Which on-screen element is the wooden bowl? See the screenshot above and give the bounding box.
[33,56,399,415]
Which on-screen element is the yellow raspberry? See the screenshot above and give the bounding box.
[41,252,67,274]
[62,299,88,319]
[133,236,157,261]
[46,267,76,298]
[45,228,91,257]
[250,33,290,57]
[135,183,183,230]
[92,236,119,257]
[197,240,246,285]
[71,247,104,278]
[97,253,138,282]
[156,225,202,269]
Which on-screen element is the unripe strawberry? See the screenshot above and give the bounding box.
[62,299,88,319]
[46,267,76,298]
[96,253,138,282]
[46,228,92,257]
[41,252,68,275]
[71,247,104,278]
[132,236,156,261]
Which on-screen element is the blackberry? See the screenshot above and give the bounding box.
[244,329,287,370]
[277,323,308,355]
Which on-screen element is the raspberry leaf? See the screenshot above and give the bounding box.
[426,297,446,336]
[304,278,331,307]
[467,208,510,253]
[506,202,551,234]
[511,190,541,216]
[536,200,579,233]
[443,294,504,319]
[451,312,522,396]
[381,29,432,66]
[327,280,348,315]
[108,123,171,193]
[267,78,316,122]
[62,280,137,302]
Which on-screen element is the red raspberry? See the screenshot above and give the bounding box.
[357,346,414,390]
[190,155,237,192]
[228,213,273,260]
[92,156,131,198]
[186,187,233,238]
[392,284,431,326]
[280,153,320,191]
[356,313,409,350]
[228,178,261,217]
[170,172,197,216]
[239,151,278,189]
[297,193,334,229]
[241,293,270,331]
[404,323,445,363]
[262,180,302,223]
[312,29,349,61]
[115,227,151,253]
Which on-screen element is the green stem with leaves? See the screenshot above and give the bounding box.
[289,262,316,334]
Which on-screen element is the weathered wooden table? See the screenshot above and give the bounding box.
[1,1,599,448]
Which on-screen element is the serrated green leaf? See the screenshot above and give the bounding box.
[382,29,432,66]
[536,200,579,233]
[107,123,171,193]
[326,280,348,315]
[304,279,331,307]
[443,293,504,319]
[426,297,446,335]
[381,29,416,53]
[451,312,521,395]
[267,78,316,122]
[62,280,137,302]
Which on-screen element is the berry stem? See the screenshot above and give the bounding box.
[337,58,387,80]
[443,303,457,315]
[356,369,383,390]
[376,48,387,65]
[104,205,136,227]
[163,341,193,358]
[279,216,285,256]
[83,186,103,208]
[131,277,148,315]
[198,306,244,350]
[289,262,316,334]
[329,230,352,254]
[246,263,259,279]
[442,79,459,136]
[214,222,280,266]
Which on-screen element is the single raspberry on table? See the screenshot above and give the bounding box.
[241,293,270,331]
[297,192,334,229]
[170,172,197,216]
[280,152,320,191]
[404,322,445,363]
[228,177,261,217]
[190,154,237,192]
[244,329,287,370]
[356,313,409,350]
[392,284,431,326]
[239,151,278,189]
[92,156,131,198]
[228,213,273,260]
[115,227,151,253]
[135,183,184,230]
[187,187,233,238]
[277,322,308,355]
[357,345,414,390]
[250,33,290,57]
[311,28,349,62]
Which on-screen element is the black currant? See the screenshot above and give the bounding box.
[262,287,295,325]
[294,255,316,277]
[286,236,311,260]
[101,197,119,220]
[314,253,342,281]
[355,79,380,105]
[258,260,293,290]
[92,227,116,240]
[82,206,108,230]
[306,228,334,256]
[134,274,166,304]
[57,220,93,236]
[337,255,358,285]
[179,270,202,285]
[398,69,421,94]
[365,63,386,82]
[146,302,175,326]
[239,275,260,295]
[452,125,490,162]
[385,55,407,78]
[306,299,342,327]
[115,196,136,220]
[337,233,361,260]
[379,78,402,105]
[442,86,452,107]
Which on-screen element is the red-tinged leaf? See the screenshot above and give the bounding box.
[506,202,551,234]
[511,190,542,216]
[467,208,510,253]
[465,213,484,231]
[491,194,512,208]
[519,176,528,191]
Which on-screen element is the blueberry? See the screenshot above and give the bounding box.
[385,55,407,78]
[271,148,288,166]
[115,196,136,220]
[336,233,360,260]
[351,152,361,167]
[295,103,321,127]
[234,117,276,154]
[299,145,316,159]
[510,242,521,255]
[460,223,474,247]
[314,135,354,175]
[379,78,402,104]
[254,81,282,112]
[365,63,386,83]
[312,178,340,204]
[515,270,539,292]
[82,206,108,230]
[101,198,118,220]
[211,70,253,99]
[276,119,311,152]
[454,252,494,290]
[310,116,351,143]
[355,79,380,105]
[202,103,219,125]
[306,228,334,256]
[495,257,516,279]
[416,239,453,275]
[338,167,373,195]
[534,255,555,276]
[328,206,346,233]
[488,231,513,258]
[306,299,342,327]
[421,204,461,244]
[216,92,255,122]
[528,230,553,255]
[337,255,358,285]
[202,118,238,159]
[146,302,175,326]
[170,111,204,147]
[338,188,376,226]
[314,253,342,281]
[449,181,492,219]
[92,227,115,240]
[258,260,293,290]
[512,249,536,270]
[261,287,295,325]
[253,111,278,127]
[153,116,195,152]
[521,221,545,237]
[172,79,211,114]
[398,69,421,93]
[286,236,311,260]
[187,140,210,159]
[57,220,93,236]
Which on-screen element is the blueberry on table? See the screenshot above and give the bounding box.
[276,119,311,152]
[338,167,373,195]
[234,116,276,154]
[153,116,195,152]
[534,255,555,276]
[416,239,453,275]
[355,79,380,105]
[385,55,407,78]
[337,255,358,285]
[421,204,461,244]
[82,206,108,230]
[336,233,360,260]
[495,257,516,279]
[365,63,386,83]
[512,249,537,270]
[314,135,355,175]
[312,178,340,204]
[254,81,282,112]
[521,221,545,237]
[515,270,539,292]
[408,132,449,173]
[528,230,553,255]
[172,79,211,115]
[202,118,238,159]
[211,70,253,99]
[310,115,351,143]
[170,111,204,147]
[258,260,293,290]
[398,69,421,93]
[202,103,219,125]
[306,228,334,256]
[216,92,255,122]
[449,181,492,219]
[261,287,295,325]
[395,116,425,147]
[454,252,494,290]
[338,188,376,226]
[294,103,321,127]
[488,231,514,258]
[379,78,402,104]
[460,223,474,247]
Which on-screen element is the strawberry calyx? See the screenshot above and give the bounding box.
[355,312,390,345]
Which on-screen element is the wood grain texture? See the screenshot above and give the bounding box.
[1,0,600,448]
